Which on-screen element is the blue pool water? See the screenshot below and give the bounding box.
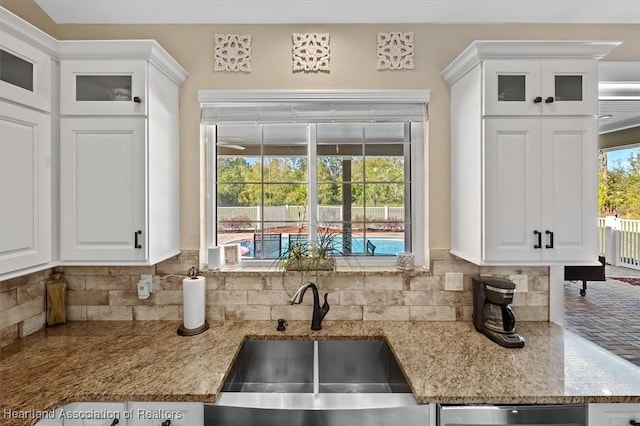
[236,236,405,258]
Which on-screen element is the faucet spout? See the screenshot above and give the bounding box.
[289,282,330,331]
[290,282,314,305]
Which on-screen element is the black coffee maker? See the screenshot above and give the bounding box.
[472,276,525,348]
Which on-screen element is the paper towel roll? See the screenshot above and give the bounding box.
[183,276,206,329]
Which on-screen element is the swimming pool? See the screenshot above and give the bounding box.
[236,236,406,258]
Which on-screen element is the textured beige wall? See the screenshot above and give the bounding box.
[3,1,639,252]
[0,0,58,36]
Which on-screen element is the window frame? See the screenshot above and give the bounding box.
[201,90,429,269]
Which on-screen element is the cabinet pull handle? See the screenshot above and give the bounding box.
[545,230,554,249]
[134,230,142,249]
[533,96,542,103]
[109,419,119,426]
[545,96,554,103]
[533,230,542,249]
[133,96,142,103]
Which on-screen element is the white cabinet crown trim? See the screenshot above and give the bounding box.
[58,40,188,85]
[442,40,622,85]
[0,7,58,57]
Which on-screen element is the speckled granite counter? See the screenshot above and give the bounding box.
[2,321,640,425]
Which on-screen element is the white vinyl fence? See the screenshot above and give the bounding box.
[218,205,405,230]
[600,216,640,270]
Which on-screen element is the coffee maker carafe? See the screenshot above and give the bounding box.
[472,277,525,348]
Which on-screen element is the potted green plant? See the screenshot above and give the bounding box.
[279,225,339,272]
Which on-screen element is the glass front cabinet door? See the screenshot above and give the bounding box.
[484,60,596,116]
[539,60,597,116]
[0,30,52,112]
[60,60,147,115]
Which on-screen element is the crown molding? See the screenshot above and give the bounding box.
[58,40,188,84]
[442,40,622,85]
[0,7,58,57]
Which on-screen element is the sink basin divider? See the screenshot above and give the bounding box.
[313,341,319,395]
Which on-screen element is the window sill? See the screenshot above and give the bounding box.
[200,264,430,277]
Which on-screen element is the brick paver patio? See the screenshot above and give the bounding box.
[564,265,640,367]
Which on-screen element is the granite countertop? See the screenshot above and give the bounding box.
[2,320,640,425]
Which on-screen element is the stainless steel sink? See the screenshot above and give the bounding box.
[318,340,411,393]
[206,339,429,426]
[221,339,411,394]
[222,340,314,393]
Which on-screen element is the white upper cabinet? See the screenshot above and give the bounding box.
[443,41,620,266]
[60,59,147,116]
[0,101,52,272]
[484,117,598,263]
[0,8,56,279]
[58,40,187,265]
[60,117,147,262]
[0,8,56,112]
[484,59,597,116]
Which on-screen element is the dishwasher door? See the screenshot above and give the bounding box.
[437,404,586,426]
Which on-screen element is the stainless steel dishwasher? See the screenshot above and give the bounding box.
[438,404,586,426]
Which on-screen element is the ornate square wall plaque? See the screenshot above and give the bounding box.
[292,33,330,73]
[377,32,414,70]
[215,34,252,73]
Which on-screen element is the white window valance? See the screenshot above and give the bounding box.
[198,90,429,124]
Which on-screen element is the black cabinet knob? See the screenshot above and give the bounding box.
[630,420,639,426]
[545,96,554,103]
[133,96,142,103]
[533,96,542,103]
[162,420,171,426]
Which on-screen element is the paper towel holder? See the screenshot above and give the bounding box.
[177,267,210,336]
[177,321,209,336]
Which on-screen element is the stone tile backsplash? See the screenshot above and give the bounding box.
[0,269,49,348]
[0,250,550,347]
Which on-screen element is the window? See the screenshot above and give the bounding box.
[201,90,429,267]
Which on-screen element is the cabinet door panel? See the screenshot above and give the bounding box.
[61,118,146,261]
[541,60,597,116]
[484,118,541,261]
[128,402,203,426]
[62,402,128,426]
[484,61,541,116]
[0,101,51,272]
[0,29,52,112]
[541,118,598,262]
[588,403,640,426]
[61,60,147,116]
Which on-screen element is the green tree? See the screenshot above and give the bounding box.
[317,157,342,205]
[599,148,640,219]
[243,156,308,206]
[216,157,250,206]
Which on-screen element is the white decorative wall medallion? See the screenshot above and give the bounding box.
[377,32,414,70]
[215,34,252,72]
[292,33,330,73]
